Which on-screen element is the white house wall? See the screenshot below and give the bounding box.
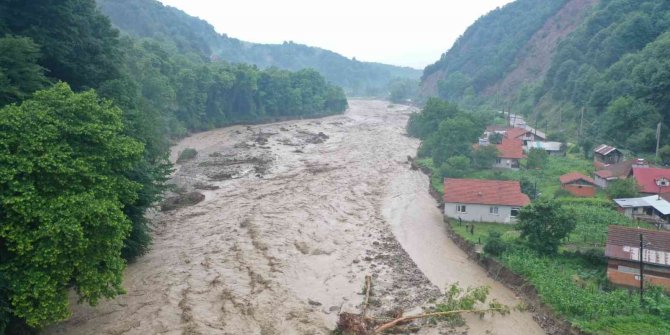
[493,158,519,170]
[444,202,517,224]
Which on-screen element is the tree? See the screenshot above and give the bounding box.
[488,132,503,144]
[606,178,641,199]
[0,0,123,90]
[431,115,480,166]
[388,78,418,103]
[472,145,498,170]
[520,176,539,200]
[516,198,576,254]
[659,144,670,165]
[0,36,49,105]
[0,83,144,328]
[439,155,471,178]
[526,147,548,170]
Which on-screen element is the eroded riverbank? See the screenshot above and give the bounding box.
[45,100,544,335]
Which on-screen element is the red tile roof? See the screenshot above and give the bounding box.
[504,128,527,140]
[595,160,635,179]
[443,178,530,207]
[632,167,670,193]
[497,137,524,159]
[605,225,670,267]
[560,172,596,186]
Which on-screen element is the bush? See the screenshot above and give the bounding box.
[553,188,572,198]
[177,148,198,163]
[484,231,508,256]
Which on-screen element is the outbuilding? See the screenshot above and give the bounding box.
[594,144,623,166]
[559,172,597,197]
[605,225,670,292]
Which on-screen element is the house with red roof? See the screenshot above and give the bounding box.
[560,172,598,197]
[443,178,531,224]
[484,127,546,146]
[493,137,524,170]
[631,167,670,195]
[605,226,670,291]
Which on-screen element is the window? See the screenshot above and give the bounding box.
[511,208,520,217]
[489,206,499,214]
[457,205,467,213]
[495,158,502,164]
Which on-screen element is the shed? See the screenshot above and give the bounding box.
[594,144,623,165]
[559,172,597,197]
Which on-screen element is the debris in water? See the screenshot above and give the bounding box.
[160,192,205,211]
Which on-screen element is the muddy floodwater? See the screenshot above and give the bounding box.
[45,100,544,334]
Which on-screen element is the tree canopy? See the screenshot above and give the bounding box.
[516,198,576,254]
[0,83,143,328]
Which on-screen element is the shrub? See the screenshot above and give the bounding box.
[484,231,508,256]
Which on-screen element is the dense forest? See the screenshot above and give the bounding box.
[0,0,347,333]
[96,0,422,97]
[421,0,670,158]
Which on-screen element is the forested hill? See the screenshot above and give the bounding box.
[0,0,347,333]
[421,0,670,156]
[96,0,421,96]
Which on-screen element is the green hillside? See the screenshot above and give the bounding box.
[96,0,421,96]
[421,0,670,157]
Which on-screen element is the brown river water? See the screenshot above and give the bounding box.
[44,100,544,334]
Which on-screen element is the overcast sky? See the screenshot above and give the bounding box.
[157,0,514,69]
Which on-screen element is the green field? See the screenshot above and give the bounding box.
[448,219,670,335]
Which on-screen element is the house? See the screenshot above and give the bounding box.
[593,159,647,188]
[443,178,530,224]
[594,144,623,166]
[560,172,598,197]
[484,126,546,146]
[614,195,670,226]
[494,137,524,170]
[525,141,564,156]
[631,167,670,195]
[507,113,547,140]
[605,225,670,292]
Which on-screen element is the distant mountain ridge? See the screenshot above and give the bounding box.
[96,0,421,95]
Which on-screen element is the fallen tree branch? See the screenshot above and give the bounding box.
[372,307,507,334]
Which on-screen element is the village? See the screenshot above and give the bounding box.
[423,110,670,319]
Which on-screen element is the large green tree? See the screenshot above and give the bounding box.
[516,198,576,254]
[0,83,143,328]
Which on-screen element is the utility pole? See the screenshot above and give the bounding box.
[656,122,662,159]
[639,233,645,305]
[579,107,585,140]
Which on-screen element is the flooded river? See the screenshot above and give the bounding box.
[45,100,543,334]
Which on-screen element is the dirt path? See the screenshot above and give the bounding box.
[44,100,543,335]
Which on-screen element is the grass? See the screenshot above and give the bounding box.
[467,154,598,198]
[450,220,516,245]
